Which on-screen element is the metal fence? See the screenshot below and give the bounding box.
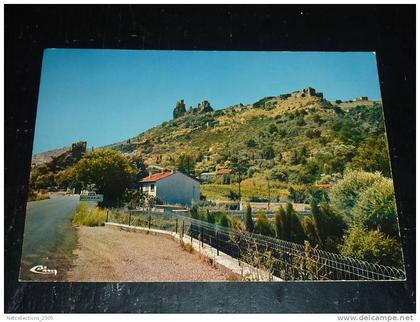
[106,209,406,281]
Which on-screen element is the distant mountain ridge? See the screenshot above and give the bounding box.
[32,146,70,166]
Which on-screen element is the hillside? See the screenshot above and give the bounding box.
[30,88,387,202]
[103,88,386,201]
[32,146,69,166]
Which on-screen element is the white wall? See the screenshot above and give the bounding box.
[156,172,200,206]
[141,182,157,197]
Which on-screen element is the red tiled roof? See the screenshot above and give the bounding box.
[217,168,232,175]
[315,183,331,189]
[140,172,173,183]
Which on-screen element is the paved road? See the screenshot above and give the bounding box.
[19,194,80,281]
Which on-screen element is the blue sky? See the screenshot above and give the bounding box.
[33,49,381,154]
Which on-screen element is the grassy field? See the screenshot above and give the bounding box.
[201,176,289,201]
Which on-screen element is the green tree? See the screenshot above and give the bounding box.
[340,224,403,268]
[230,156,249,201]
[189,204,200,219]
[129,154,148,187]
[228,189,240,201]
[351,136,391,177]
[353,179,399,238]
[34,173,56,189]
[245,138,257,148]
[65,149,134,207]
[261,146,275,160]
[206,209,215,224]
[218,213,229,227]
[254,211,275,237]
[285,203,306,244]
[275,206,289,240]
[302,216,319,246]
[176,153,196,176]
[310,201,347,252]
[329,170,386,216]
[244,203,254,232]
[268,124,278,134]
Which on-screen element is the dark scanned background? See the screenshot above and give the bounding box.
[5,5,416,313]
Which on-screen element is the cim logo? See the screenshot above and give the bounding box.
[30,265,57,276]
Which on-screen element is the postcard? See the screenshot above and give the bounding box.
[20,50,405,282]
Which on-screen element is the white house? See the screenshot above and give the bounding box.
[139,171,200,206]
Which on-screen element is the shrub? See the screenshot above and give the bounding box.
[189,204,200,219]
[261,146,275,160]
[353,179,399,238]
[351,136,392,177]
[206,209,216,224]
[254,211,275,237]
[329,170,386,215]
[246,138,257,148]
[340,224,403,268]
[218,213,229,227]
[72,202,107,226]
[305,129,321,138]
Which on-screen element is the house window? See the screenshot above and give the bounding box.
[150,184,155,192]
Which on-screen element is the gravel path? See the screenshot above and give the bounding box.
[66,226,238,281]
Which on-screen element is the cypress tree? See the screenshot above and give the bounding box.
[302,216,319,246]
[244,203,254,232]
[275,206,287,239]
[286,203,306,244]
[206,209,215,224]
[310,200,324,247]
[219,213,229,227]
[278,205,290,241]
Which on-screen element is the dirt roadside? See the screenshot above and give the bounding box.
[66,226,238,282]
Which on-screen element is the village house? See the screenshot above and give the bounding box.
[355,96,368,101]
[139,171,200,206]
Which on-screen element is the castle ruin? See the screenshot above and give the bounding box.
[291,87,324,99]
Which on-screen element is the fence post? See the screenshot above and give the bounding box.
[201,226,204,247]
[175,218,178,234]
[128,212,131,226]
[216,231,219,256]
[148,215,151,230]
[106,210,109,223]
[182,220,185,238]
[190,222,193,244]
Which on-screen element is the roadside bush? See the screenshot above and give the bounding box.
[27,191,50,202]
[72,202,107,226]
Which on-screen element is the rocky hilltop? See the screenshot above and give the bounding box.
[104,87,384,190]
[173,99,214,119]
